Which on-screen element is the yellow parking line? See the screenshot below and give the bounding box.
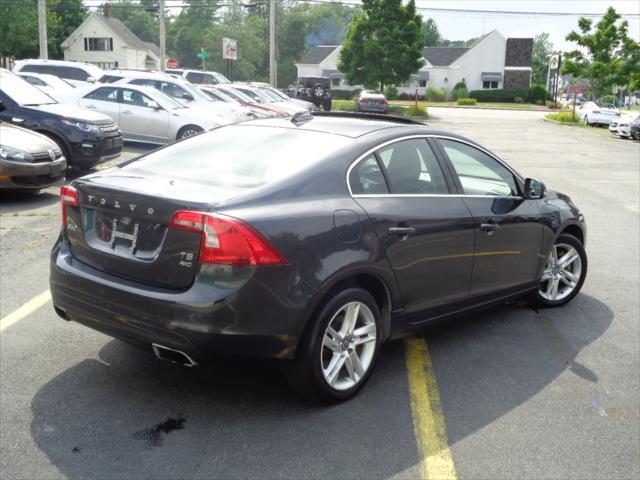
[405,337,457,480]
[0,290,51,332]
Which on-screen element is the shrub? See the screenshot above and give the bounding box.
[514,96,525,104]
[389,105,406,116]
[456,97,477,106]
[546,112,579,123]
[469,88,529,103]
[535,99,545,106]
[397,92,411,101]
[332,89,361,100]
[332,99,356,112]
[451,81,468,101]
[545,100,561,109]
[600,95,619,107]
[406,105,428,118]
[384,85,398,100]
[529,84,548,103]
[426,86,447,102]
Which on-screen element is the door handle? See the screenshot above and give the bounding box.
[388,227,416,237]
[122,110,133,114]
[479,222,500,233]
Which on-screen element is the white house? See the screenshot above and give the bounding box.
[61,10,160,70]
[296,30,533,96]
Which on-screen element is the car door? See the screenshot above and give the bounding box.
[434,138,544,296]
[350,137,475,323]
[78,86,120,124]
[119,88,169,143]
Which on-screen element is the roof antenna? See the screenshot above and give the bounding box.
[291,111,314,126]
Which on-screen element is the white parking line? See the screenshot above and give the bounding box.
[0,290,51,332]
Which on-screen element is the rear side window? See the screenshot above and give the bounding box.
[22,75,46,86]
[350,155,388,194]
[98,75,123,83]
[185,72,205,84]
[55,66,90,81]
[122,126,351,188]
[377,139,449,194]
[84,87,118,102]
[438,139,518,196]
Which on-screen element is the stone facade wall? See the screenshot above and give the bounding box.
[504,70,532,89]
[505,38,533,67]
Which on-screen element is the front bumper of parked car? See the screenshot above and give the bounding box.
[0,157,67,190]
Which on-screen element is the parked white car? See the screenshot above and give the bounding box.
[609,113,640,138]
[107,71,252,123]
[579,101,620,126]
[75,84,222,144]
[17,72,77,103]
[13,59,104,86]
[165,68,230,85]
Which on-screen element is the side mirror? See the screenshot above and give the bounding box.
[147,101,161,110]
[86,77,96,84]
[524,178,546,199]
[182,93,194,101]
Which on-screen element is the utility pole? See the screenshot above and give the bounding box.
[159,0,166,71]
[38,0,48,59]
[269,0,276,86]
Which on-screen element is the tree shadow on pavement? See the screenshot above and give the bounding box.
[29,294,612,480]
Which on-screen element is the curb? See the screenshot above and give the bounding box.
[399,104,549,112]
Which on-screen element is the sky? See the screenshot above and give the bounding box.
[411,0,640,50]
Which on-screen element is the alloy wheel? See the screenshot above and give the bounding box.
[539,242,583,302]
[320,301,377,391]
[181,129,199,139]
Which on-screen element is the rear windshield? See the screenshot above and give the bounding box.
[121,125,351,188]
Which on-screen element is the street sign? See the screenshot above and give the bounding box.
[223,38,237,60]
[166,57,178,69]
[197,49,209,59]
[550,55,559,70]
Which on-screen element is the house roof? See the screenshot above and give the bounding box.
[93,14,159,56]
[297,45,339,65]
[422,47,469,66]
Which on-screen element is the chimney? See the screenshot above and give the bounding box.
[103,3,110,17]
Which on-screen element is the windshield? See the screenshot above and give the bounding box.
[238,87,273,103]
[122,125,351,188]
[0,74,57,106]
[203,88,240,105]
[221,87,253,103]
[149,89,187,110]
[182,81,214,102]
[213,72,231,84]
[258,88,283,102]
[267,88,290,100]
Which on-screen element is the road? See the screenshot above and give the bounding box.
[1,111,639,479]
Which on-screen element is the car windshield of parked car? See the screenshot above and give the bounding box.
[1,74,56,106]
[267,88,290,101]
[221,87,253,103]
[121,125,351,188]
[213,72,231,84]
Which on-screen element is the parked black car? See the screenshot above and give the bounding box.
[289,77,332,111]
[50,112,587,402]
[0,120,66,191]
[0,71,122,171]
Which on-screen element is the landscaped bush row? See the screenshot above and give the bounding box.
[456,97,476,105]
[546,112,580,123]
[332,89,362,100]
[468,88,531,103]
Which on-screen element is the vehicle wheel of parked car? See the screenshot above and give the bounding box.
[41,132,72,170]
[312,84,326,100]
[284,288,381,403]
[583,115,590,126]
[529,234,587,308]
[177,125,203,140]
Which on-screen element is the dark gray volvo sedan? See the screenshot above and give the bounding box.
[50,113,587,402]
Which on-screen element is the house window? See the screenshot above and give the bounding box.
[483,80,499,89]
[84,37,113,52]
[331,77,341,87]
[419,80,427,87]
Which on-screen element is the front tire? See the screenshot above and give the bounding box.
[284,288,381,403]
[530,233,587,308]
[177,125,203,140]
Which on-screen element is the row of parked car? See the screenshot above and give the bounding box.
[576,100,640,140]
[0,59,325,193]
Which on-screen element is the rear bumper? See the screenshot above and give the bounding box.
[50,239,308,361]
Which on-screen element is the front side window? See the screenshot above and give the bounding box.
[350,155,388,194]
[438,139,518,196]
[84,37,113,52]
[56,66,89,81]
[377,139,449,194]
[122,89,155,108]
[84,87,118,102]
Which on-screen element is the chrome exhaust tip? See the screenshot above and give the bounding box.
[152,343,198,367]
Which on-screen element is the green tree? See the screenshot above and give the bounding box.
[423,18,441,47]
[109,0,159,44]
[531,33,554,85]
[338,0,424,91]
[562,7,639,99]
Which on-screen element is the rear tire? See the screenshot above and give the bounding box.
[322,98,332,112]
[283,288,381,403]
[529,233,587,308]
[583,115,590,126]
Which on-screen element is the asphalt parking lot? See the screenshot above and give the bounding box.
[1,109,639,480]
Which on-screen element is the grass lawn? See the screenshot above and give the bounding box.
[389,100,548,111]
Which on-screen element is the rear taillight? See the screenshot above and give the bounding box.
[170,210,287,266]
[60,185,79,227]
[360,98,369,104]
[380,99,388,105]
